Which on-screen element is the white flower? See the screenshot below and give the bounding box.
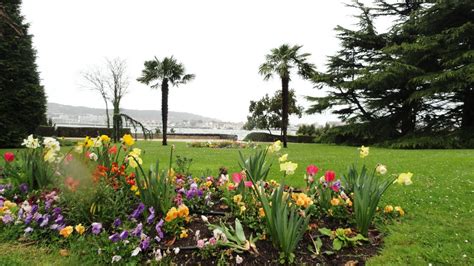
[236,255,243,264]
[153,249,163,262]
[21,201,32,213]
[89,152,98,161]
[22,134,40,149]
[131,247,141,257]
[43,137,60,152]
[173,247,180,254]
[376,164,387,175]
[201,215,208,223]
[279,161,298,175]
[44,149,57,163]
[111,255,122,263]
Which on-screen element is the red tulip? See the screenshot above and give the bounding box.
[109,145,118,154]
[244,181,253,187]
[306,165,319,176]
[325,170,336,183]
[3,152,14,163]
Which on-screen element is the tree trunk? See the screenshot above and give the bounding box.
[161,79,169,146]
[461,88,474,129]
[281,76,289,148]
[113,103,120,142]
[400,102,416,135]
[104,99,110,129]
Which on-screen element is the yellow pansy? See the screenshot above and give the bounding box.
[384,205,394,213]
[240,205,246,214]
[330,198,340,206]
[180,229,188,239]
[75,224,85,235]
[394,206,405,216]
[60,226,73,238]
[233,194,242,205]
[259,207,265,218]
[165,207,179,222]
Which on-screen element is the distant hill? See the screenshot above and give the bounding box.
[47,102,221,125]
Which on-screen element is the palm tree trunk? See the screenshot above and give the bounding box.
[281,76,289,148]
[161,79,169,146]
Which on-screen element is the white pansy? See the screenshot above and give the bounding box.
[89,152,98,161]
[111,255,122,263]
[131,247,141,257]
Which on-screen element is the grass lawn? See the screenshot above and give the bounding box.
[1,141,473,265]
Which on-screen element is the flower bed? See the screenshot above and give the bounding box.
[187,140,258,149]
[0,136,412,264]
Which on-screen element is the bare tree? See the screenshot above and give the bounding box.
[82,68,110,128]
[81,57,129,142]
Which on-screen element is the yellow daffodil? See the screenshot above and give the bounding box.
[75,224,85,235]
[278,154,288,163]
[396,172,413,185]
[358,146,369,158]
[43,149,57,163]
[100,135,110,143]
[376,164,387,175]
[122,134,135,146]
[84,136,94,148]
[267,140,282,153]
[384,205,394,213]
[60,226,73,238]
[280,161,298,175]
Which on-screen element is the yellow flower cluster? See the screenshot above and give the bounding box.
[384,205,405,216]
[267,140,282,153]
[233,194,247,214]
[291,193,313,208]
[0,201,17,219]
[165,204,190,222]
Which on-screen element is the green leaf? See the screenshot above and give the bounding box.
[333,238,343,251]
[318,228,332,237]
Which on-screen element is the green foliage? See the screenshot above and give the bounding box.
[256,182,311,263]
[175,155,193,176]
[208,218,258,254]
[0,0,47,147]
[296,124,317,136]
[238,149,272,182]
[60,181,134,226]
[319,227,367,251]
[350,164,396,236]
[243,89,303,133]
[2,147,56,190]
[134,159,176,215]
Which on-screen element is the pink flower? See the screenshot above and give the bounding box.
[3,152,14,163]
[197,239,205,249]
[306,165,319,176]
[209,237,217,245]
[325,171,336,183]
[64,153,73,164]
[232,173,242,184]
[244,181,253,188]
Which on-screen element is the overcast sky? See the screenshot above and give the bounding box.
[21,0,389,125]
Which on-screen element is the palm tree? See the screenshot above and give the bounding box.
[137,56,195,146]
[259,44,316,148]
